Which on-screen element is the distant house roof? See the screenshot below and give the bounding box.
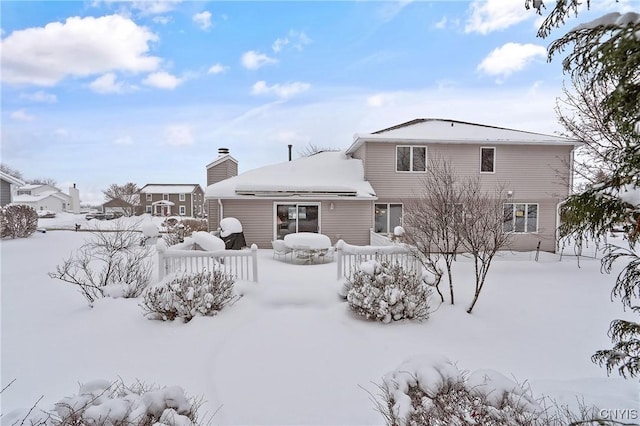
[102,197,137,208]
[347,118,582,154]
[0,171,25,187]
[205,150,376,200]
[140,184,203,194]
[13,191,69,203]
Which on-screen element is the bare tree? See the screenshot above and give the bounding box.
[298,143,340,157]
[404,159,463,304]
[27,177,58,186]
[103,182,140,217]
[556,71,628,188]
[459,179,512,314]
[0,163,23,180]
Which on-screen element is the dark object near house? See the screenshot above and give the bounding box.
[223,232,246,250]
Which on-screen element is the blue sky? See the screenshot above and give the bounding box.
[1,0,631,204]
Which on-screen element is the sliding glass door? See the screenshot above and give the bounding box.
[275,203,320,239]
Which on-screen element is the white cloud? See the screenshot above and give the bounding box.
[53,128,69,138]
[251,81,310,99]
[11,109,35,121]
[477,42,547,79]
[164,124,194,146]
[272,30,311,53]
[152,16,172,25]
[131,0,182,15]
[20,91,57,103]
[366,94,396,108]
[208,63,228,74]
[465,0,533,34]
[192,11,212,31]
[114,135,134,145]
[89,73,125,94]
[241,51,278,70]
[1,15,160,86]
[142,71,182,90]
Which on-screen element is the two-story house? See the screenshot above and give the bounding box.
[204,119,580,252]
[139,184,205,217]
[0,171,26,207]
[12,183,80,213]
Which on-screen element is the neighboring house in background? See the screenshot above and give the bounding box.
[102,197,141,216]
[0,171,26,207]
[12,183,79,213]
[205,119,581,252]
[139,184,205,217]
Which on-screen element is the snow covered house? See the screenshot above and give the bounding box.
[205,119,581,252]
[12,183,78,213]
[0,171,25,207]
[139,184,205,217]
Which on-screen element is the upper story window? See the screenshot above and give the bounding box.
[480,147,495,173]
[396,146,426,172]
[163,194,169,201]
[17,190,31,195]
[179,193,186,201]
[146,193,152,202]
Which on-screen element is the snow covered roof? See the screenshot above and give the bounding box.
[347,118,582,154]
[205,150,377,200]
[13,191,69,203]
[0,171,25,186]
[140,184,202,194]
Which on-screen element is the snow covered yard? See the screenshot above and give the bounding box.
[1,217,638,425]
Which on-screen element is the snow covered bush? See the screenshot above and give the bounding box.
[0,204,38,239]
[5,378,204,426]
[141,270,238,322]
[162,219,208,247]
[374,354,609,426]
[49,224,153,305]
[347,260,431,323]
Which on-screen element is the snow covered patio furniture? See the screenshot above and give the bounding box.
[271,240,293,262]
[283,232,333,264]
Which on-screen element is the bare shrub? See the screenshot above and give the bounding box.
[4,378,208,426]
[373,355,609,426]
[1,204,38,239]
[162,219,207,247]
[181,218,208,234]
[140,270,238,322]
[346,261,431,323]
[49,224,153,306]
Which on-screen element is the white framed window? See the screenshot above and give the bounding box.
[179,193,186,201]
[146,205,152,213]
[503,203,538,233]
[179,205,186,215]
[146,193,152,201]
[163,194,169,201]
[396,146,426,172]
[375,203,403,234]
[480,147,496,173]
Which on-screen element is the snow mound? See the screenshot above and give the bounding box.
[220,217,243,237]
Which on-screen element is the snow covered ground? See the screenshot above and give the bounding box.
[1,214,638,424]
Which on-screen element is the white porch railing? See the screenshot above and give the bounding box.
[157,243,259,282]
[335,239,420,280]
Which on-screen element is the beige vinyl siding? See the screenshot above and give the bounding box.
[207,159,238,186]
[210,199,373,248]
[363,143,573,200]
[504,198,558,252]
[320,200,372,246]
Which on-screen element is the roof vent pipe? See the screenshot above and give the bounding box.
[218,147,230,156]
[288,144,292,161]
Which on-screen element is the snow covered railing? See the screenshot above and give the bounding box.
[335,239,420,280]
[157,242,259,282]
